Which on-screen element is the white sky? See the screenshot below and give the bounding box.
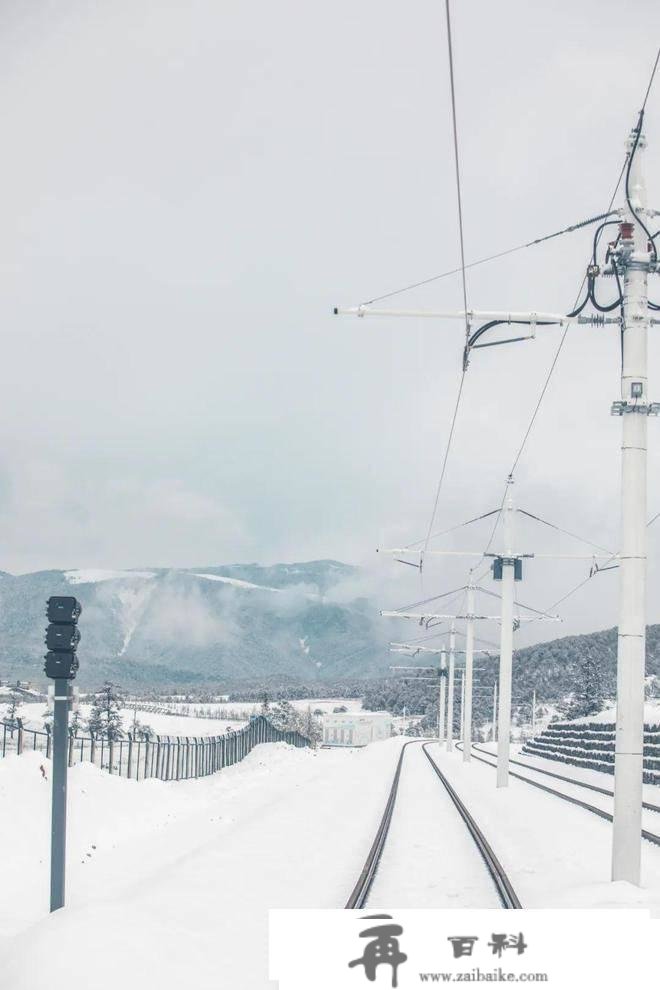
[0,1,659,644]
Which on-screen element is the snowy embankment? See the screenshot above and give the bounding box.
[0,738,404,990]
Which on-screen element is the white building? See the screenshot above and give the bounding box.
[322,711,393,747]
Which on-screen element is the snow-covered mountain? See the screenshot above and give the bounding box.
[0,560,390,688]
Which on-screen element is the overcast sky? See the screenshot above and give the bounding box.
[0,1,659,644]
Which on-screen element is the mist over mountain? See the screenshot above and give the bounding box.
[3,558,660,700]
[0,560,391,689]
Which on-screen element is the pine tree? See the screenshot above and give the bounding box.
[303,705,322,744]
[270,698,298,731]
[260,693,271,717]
[3,691,22,726]
[562,650,606,720]
[88,682,125,740]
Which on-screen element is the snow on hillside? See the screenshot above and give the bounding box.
[193,572,283,593]
[0,739,403,989]
[64,569,156,584]
[569,701,660,725]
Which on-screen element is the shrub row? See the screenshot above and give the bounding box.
[523,742,660,779]
[522,745,660,785]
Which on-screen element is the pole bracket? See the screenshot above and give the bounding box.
[611,401,660,416]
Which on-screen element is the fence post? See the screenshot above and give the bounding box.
[16,718,23,756]
[45,723,52,760]
[127,734,134,780]
[155,736,162,779]
[67,729,75,768]
[144,735,150,779]
[108,738,114,775]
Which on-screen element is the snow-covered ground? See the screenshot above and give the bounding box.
[4,736,660,989]
[15,703,246,736]
[368,744,502,907]
[429,743,660,913]
[160,696,363,720]
[0,738,403,989]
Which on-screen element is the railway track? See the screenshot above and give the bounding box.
[345,740,521,909]
[459,743,660,848]
[471,744,660,814]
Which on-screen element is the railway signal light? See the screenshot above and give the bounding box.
[44,596,82,681]
[43,594,83,913]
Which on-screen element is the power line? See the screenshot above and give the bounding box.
[360,211,617,307]
[507,44,660,479]
[402,507,500,551]
[443,0,469,345]
[517,508,614,556]
[641,45,660,112]
[417,1,470,566]
[421,368,468,562]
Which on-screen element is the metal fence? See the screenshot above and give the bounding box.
[0,715,310,781]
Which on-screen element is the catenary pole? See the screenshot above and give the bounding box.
[463,583,475,761]
[497,487,516,787]
[531,689,536,738]
[446,625,456,751]
[438,648,447,742]
[492,681,498,743]
[612,126,653,885]
[460,670,465,742]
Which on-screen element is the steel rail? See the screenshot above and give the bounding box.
[345,740,522,909]
[344,741,416,908]
[461,744,660,847]
[471,743,660,814]
[421,743,521,908]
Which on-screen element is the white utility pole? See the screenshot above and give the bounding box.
[438,648,447,742]
[460,670,465,742]
[496,486,517,788]
[446,624,456,751]
[492,682,498,743]
[611,125,657,885]
[463,583,475,762]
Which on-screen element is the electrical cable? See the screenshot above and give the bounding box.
[400,507,501,551]
[625,110,657,263]
[516,508,614,556]
[443,0,469,346]
[393,584,467,614]
[359,211,617,307]
[420,368,468,566]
